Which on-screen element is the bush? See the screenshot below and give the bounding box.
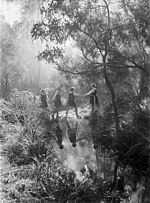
[29,156,128,203]
[4,141,28,166]
[2,94,56,166]
[90,93,150,192]
[2,91,146,202]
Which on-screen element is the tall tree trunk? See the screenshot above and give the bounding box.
[112,159,119,187]
[103,53,120,187]
[1,73,11,100]
[103,64,119,135]
[138,63,150,101]
[95,76,101,104]
[37,62,41,91]
[0,46,2,98]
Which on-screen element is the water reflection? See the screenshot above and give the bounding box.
[54,120,64,149]
[66,119,88,148]
[66,119,78,148]
[47,113,114,179]
[48,117,97,173]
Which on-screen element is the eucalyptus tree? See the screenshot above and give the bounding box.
[112,0,150,100]
[31,0,120,133]
[0,15,22,99]
[31,1,150,192]
[31,0,149,128]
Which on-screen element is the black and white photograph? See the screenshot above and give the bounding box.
[0,0,150,202]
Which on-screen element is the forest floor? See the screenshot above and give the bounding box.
[0,143,5,202]
[0,111,10,202]
[0,143,11,203]
[0,101,92,202]
[0,99,145,203]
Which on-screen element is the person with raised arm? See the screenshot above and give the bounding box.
[84,83,99,113]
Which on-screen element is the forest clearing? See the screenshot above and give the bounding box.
[0,0,149,202]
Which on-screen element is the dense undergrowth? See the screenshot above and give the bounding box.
[92,93,149,177]
[0,90,149,202]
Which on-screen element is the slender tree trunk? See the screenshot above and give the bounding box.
[95,76,101,105]
[138,63,150,101]
[103,62,119,135]
[112,159,119,187]
[96,146,102,176]
[0,46,1,97]
[102,52,120,187]
[37,62,41,90]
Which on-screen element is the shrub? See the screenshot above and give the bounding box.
[30,156,128,203]
[4,141,28,166]
[90,93,149,194]
[3,97,55,166]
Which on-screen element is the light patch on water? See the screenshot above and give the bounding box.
[75,171,85,181]
[63,135,97,173]
[55,116,98,174]
[64,154,79,171]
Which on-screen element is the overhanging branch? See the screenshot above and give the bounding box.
[53,61,102,75]
[127,59,149,76]
[73,23,104,58]
[53,60,148,75]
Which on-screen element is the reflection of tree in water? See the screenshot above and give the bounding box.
[90,110,102,149]
[90,110,114,179]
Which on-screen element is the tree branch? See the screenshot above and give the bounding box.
[127,59,149,76]
[54,59,147,75]
[73,23,104,58]
[80,46,95,64]
[113,49,149,76]
[103,0,110,28]
[53,61,102,75]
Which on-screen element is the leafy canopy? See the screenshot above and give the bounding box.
[31,0,149,76]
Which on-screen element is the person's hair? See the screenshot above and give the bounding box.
[59,144,64,149]
[72,143,76,148]
[41,89,45,93]
[91,83,96,88]
[93,144,98,149]
[70,87,75,91]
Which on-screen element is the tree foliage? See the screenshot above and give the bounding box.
[31,0,150,142]
[0,17,22,98]
[31,0,149,76]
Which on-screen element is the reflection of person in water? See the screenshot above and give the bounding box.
[51,121,64,149]
[66,119,88,148]
[92,138,98,149]
[66,120,78,147]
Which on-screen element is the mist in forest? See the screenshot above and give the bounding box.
[0,0,92,173]
[0,0,81,94]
